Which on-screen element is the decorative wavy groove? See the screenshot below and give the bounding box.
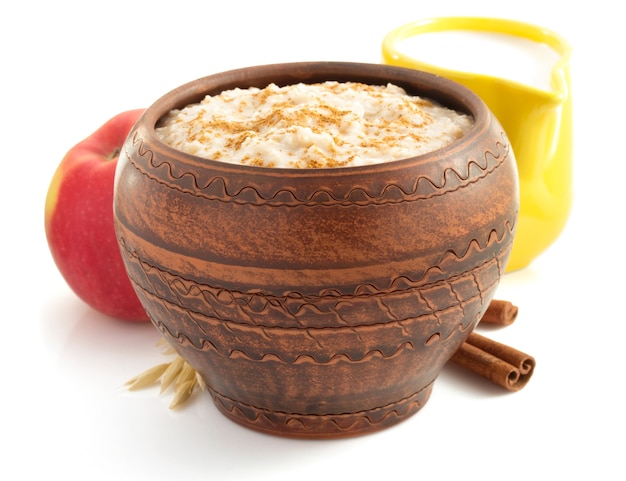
[122,248,502,332]
[117,217,513,330]
[230,341,415,364]
[126,130,511,206]
[209,382,433,436]
[127,268,494,366]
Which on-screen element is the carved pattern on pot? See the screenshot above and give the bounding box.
[131,279,485,365]
[208,382,433,438]
[117,221,512,331]
[125,129,511,206]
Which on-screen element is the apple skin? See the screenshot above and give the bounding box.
[45,109,149,322]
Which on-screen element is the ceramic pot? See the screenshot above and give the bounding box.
[113,62,519,438]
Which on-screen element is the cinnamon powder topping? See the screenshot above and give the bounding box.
[156,81,473,168]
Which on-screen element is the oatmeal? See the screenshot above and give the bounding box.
[155,81,473,168]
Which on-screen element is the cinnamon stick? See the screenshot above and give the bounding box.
[480,299,518,326]
[450,332,535,392]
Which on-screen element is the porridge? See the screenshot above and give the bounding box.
[155,81,474,168]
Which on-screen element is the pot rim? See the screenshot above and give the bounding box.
[136,61,491,178]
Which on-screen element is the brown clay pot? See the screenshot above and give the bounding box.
[113,62,519,438]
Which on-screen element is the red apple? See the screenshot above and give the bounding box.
[45,109,149,322]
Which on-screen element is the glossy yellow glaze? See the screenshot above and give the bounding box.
[382,17,573,271]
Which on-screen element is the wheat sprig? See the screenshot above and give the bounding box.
[159,356,185,394]
[125,363,170,391]
[125,338,206,409]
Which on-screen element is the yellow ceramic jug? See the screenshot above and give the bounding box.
[382,17,573,271]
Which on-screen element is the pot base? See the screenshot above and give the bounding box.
[208,381,434,439]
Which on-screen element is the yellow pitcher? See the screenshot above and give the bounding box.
[382,17,573,271]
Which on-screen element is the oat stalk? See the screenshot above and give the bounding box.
[125,338,206,409]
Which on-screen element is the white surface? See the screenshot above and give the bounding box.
[2,1,624,480]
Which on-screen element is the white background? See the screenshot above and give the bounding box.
[2,1,624,480]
